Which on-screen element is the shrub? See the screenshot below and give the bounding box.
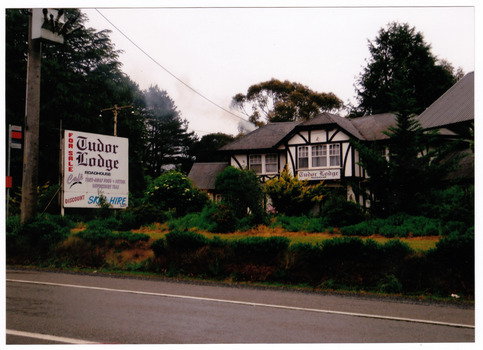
[151,238,167,258]
[16,216,70,257]
[210,203,238,233]
[379,224,409,238]
[270,215,327,233]
[145,171,209,217]
[129,203,168,227]
[168,206,217,232]
[86,217,120,230]
[76,226,113,244]
[230,236,290,265]
[340,221,376,236]
[264,167,326,216]
[116,231,150,243]
[378,274,403,294]
[215,166,265,221]
[320,195,365,227]
[165,230,209,252]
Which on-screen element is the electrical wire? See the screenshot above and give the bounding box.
[94,9,248,123]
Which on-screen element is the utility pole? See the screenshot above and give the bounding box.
[100,104,133,136]
[20,8,71,223]
[20,12,42,224]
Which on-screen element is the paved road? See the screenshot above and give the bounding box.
[6,268,474,344]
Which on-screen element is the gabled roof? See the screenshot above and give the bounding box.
[349,113,397,141]
[417,72,474,130]
[188,162,228,190]
[219,122,299,152]
[298,112,366,140]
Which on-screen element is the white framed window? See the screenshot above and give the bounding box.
[329,144,340,166]
[249,154,262,174]
[312,145,327,167]
[265,154,278,173]
[298,144,341,169]
[298,146,309,169]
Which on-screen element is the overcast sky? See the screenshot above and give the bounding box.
[8,1,478,137]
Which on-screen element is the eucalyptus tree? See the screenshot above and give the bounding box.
[231,78,342,127]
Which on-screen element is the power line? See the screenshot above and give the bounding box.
[94,9,248,123]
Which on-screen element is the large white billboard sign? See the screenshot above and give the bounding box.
[63,130,129,208]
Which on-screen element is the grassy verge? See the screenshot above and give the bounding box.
[132,224,439,252]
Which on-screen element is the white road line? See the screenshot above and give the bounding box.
[6,329,98,344]
[7,278,475,329]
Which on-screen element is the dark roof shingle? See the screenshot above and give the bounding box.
[417,72,474,130]
[188,162,228,190]
[219,122,299,152]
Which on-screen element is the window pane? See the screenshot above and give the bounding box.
[298,147,308,169]
[312,145,327,167]
[249,154,262,173]
[266,154,278,173]
[329,144,340,166]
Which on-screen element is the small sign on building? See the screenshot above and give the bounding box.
[298,169,341,180]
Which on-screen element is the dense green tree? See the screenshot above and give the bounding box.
[5,9,149,198]
[214,167,265,221]
[231,79,342,126]
[351,22,458,117]
[353,85,457,216]
[142,85,198,176]
[189,132,234,163]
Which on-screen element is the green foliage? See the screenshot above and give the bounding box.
[127,203,168,228]
[264,167,325,216]
[419,185,474,226]
[145,170,208,217]
[165,230,209,252]
[151,238,167,258]
[142,85,198,176]
[210,203,238,233]
[215,166,265,221]
[230,236,290,265]
[189,133,235,163]
[340,214,443,237]
[76,226,149,246]
[352,22,457,117]
[320,195,365,227]
[168,206,217,232]
[270,215,327,233]
[9,215,70,259]
[232,78,342,125]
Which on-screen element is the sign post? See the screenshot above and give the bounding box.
[6,125,22,218]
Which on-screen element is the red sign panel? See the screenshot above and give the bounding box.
[6,176,12,188]
[11,131,22,139]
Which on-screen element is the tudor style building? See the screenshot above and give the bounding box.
[219,112,398,206]
[189,72,474,208]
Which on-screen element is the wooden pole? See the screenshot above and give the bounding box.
[21,10,42,223]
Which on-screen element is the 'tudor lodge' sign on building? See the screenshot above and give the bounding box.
[189,72,474,207]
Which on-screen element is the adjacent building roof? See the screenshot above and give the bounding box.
[188,162,228,190]
[417,71,474,130]
[350,113,398,141]
[219,122,299,152]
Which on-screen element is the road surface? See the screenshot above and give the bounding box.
[6,268,474,344]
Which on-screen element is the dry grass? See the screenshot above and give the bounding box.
[130,224,439,252]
